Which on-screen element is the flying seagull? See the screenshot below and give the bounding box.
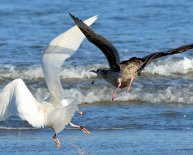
[69,13,193,101]
[0,15,97,147]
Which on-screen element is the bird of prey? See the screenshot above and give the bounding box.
[0,15,97,147]
[69,13,193,101]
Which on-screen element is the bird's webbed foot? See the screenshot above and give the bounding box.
[126,86,131,93]
[53,133,61,148]
[126,77,135,93]
[112,91,117,101]
[80,126,90,135]
[69,121,90,135]
[112,81,121,101]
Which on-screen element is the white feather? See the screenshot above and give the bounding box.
[0,79,45,128]
[0,15,97,133]
[41,15,98,104]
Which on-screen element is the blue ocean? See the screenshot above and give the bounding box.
[1,0,193,154]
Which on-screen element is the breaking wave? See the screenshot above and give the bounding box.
[145,57,193,76]
[0,57,193,81]
[0,64,104,80]
[1,56,193,105]
[32,84,193,105]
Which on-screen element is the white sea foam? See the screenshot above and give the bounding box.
[0,57,193,81]
[31,84,193,105]
[145,57,193,76]
[116,86,193,104]
[1,57,193,105]
[0,64,105,80]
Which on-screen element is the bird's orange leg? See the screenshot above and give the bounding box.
[69,121,90,135]
[127,77,135,93]
[112,81,121,101]
[53,133,61,148]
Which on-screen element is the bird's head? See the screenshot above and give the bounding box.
[90,68,108,78]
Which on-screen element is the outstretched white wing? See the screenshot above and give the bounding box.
[0,79,45,128]
[41,15,97,105]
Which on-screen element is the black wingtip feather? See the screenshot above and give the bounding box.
[68,13,121,72]
[69,12,82,25]
[68,12,75,20]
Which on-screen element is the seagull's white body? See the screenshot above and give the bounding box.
[0,15,97,145]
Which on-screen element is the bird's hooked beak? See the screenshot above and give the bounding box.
[90,70,97,74]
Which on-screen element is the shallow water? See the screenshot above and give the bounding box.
[1,103,193,154]
[2,129,193,155]
[1,0,193,154]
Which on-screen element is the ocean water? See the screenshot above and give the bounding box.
[1,0,193,154]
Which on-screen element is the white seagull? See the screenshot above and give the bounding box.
[0,15,97,147]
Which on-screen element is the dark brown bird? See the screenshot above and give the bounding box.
[69,13,193,101]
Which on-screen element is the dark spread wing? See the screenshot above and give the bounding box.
[143,43,193,60]
[138,43,193,73]
[69,13,120,72]
[121,43,193,75]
